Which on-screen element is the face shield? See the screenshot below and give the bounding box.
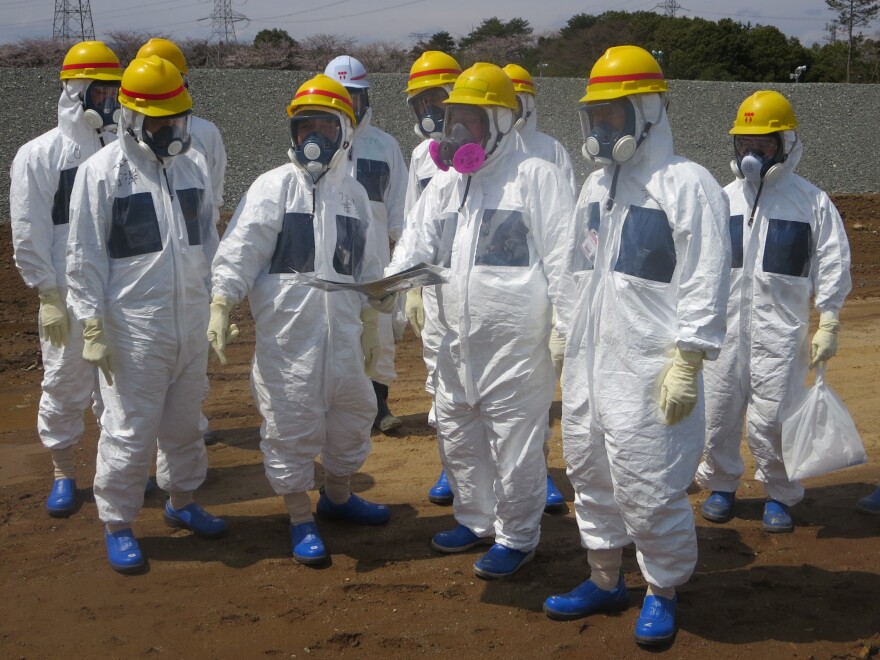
[347,87,369,125]
[138,111,192,159]
[408,86,450,139]
[289,110,344,178]
[733,133,784,183]
[429,104,490,174]
[82,80,121,130]
[579,97,637,165]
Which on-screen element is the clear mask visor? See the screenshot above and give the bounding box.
[84,81,121,128]
[734,134,781,161]
[143,112,192,157]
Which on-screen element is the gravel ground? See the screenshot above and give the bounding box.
[1,67,878,220]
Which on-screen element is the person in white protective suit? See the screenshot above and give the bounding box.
[388,62,576,580]
[542,47,730,647]
[66,56,226,573]
[137,37,227,447]
[503,62,576,513]
[399,50,462,506]
[324,54,409,434]
[208,75,392,567]
[10,41,123,518]
[694,91,852,532]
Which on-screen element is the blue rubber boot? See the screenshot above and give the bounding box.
[543,574,629,620]
[545,475,566,513]
[473,543,536,579]
[634,595,677,646]
[428,469,453,505]
[290,521,328,565]
[104,527,144,573]
[856,487,880,515]
[46,478,77,517]
[316,490,390,525]
[164,501,227,538]
[701,491,736,523]
[144,476,159,496]
[763,499,793,533]
[431,524,493,553]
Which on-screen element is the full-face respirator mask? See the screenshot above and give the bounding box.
[428,104,513,174]
[732,133,787,184]
[288,109,349,181]
[408,86,451,139]
[580,97,639,165]
[81,80,122,131]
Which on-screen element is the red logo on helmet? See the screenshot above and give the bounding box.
[338,71,347,80]
[744,112,754,123]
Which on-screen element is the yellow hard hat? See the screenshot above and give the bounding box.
[60,41,122,82]
[502,63,535,95]
[287,74,356,126]
[580,45,667,103]
[729,90,798,135]
[118,56,192,117]
[446,62,517,110]
[405,51,462,95]
[136,38,188,75]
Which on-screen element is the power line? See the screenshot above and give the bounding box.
[250,0,428,25]
[655,0,684,18]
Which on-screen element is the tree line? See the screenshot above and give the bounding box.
[1,9,877,83]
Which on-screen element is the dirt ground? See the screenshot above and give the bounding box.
[1,195,879,659]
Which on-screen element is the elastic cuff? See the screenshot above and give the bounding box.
[283,491,313,525]
[169,491,195,510]
[51,445,76,479]
[323,473,351,505]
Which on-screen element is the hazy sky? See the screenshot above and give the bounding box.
[0,0,859,49]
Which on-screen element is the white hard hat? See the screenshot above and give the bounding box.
[324,55,369,89]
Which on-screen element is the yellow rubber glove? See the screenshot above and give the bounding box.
[405,288,425,337]
[207,295,239,365]
[810,311,840,368]
[660,348,704,425]
[368,292,398,314]
[38,288,70,348]
[361,307,380,378]
[82,317,113,385]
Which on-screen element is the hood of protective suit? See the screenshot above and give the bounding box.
[608,92,673,174]
[351,106,373,141]
[58,79,110,145]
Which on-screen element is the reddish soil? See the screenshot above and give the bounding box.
[1,195,879,658]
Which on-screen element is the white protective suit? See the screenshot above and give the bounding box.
[211,159,384,494]
[695,135,852,505]
[389,133,575,551]
[515,106,577,383]
[190,115,226,223]
[563,93,730,588]
[66,108,218,524]
[10,80,115,453]
[403,138,444,397]
[345,107,407,385]
[516,108,576,194]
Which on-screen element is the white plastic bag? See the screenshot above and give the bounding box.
[781,364,867,481]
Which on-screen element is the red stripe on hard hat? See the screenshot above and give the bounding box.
[589,72,665,84]
[350,72,367,80]
[510,78,534,88]
[295,88,353,107]
[409,68,461,80]
[62,61,119,70]
[120,84,185,100]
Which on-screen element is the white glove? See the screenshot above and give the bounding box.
[360,308,380,378]
[810,311,840,367]
[82,317,113,385]
[38,288,70,348]
[207,295,239,365]
[405,288,425,337]
[549,324,565,382]
[660,348,704,425]
[368,292,398,314]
